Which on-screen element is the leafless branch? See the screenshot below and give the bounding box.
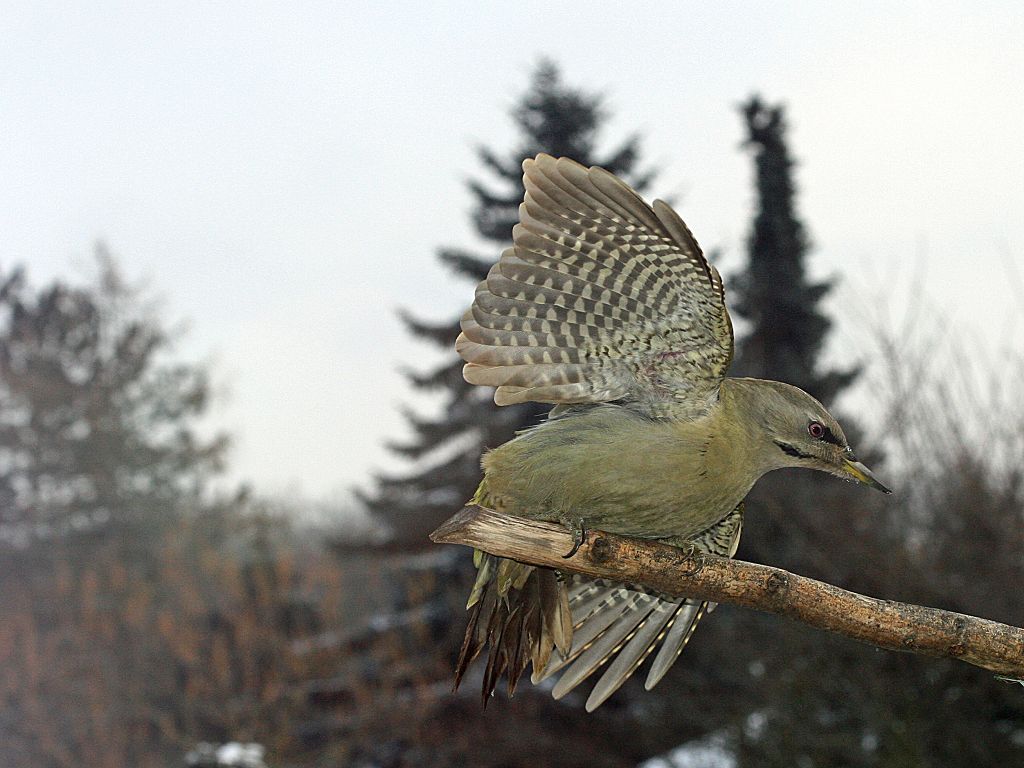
[431,505,1024,678]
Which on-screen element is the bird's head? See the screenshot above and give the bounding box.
[742,379,891,494]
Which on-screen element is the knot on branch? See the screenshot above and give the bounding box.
[949,616,968,657]
[589,535,612,563]
[765,571,791,601]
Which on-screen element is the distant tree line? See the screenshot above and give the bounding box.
[0,255,367,766]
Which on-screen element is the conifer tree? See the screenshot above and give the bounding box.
[363,61,652,544]
[0,249,228,547]
[730,96,856,405]
[724,101,881,766]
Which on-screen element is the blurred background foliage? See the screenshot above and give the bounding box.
[3,60,1023,767]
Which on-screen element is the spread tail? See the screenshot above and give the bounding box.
[454,552,572,705]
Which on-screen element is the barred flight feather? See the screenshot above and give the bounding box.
[455,153,734,419]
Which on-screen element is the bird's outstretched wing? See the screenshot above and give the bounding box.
[536,502,744,711]
[456,154,733,419]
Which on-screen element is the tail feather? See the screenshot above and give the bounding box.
[466,554,494,608]
[505,592,538,696]
[480,609,509,706]
[455,552,572,703]
[453,585,495,691]
[537,567,572,658]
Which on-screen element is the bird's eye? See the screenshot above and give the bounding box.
[808,421,825,439]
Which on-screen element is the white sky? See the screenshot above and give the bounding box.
[3,2,1023,501]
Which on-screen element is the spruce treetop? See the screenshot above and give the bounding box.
[731,96,857,405]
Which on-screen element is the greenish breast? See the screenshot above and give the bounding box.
[479,404,758,540]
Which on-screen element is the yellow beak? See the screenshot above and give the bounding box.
[842,456,892,494]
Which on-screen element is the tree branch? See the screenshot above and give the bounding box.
[431,505,1024,678]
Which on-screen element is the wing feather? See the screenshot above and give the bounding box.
[538,502,744,709]
[457,154,733,418]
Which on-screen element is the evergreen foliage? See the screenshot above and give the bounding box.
[0,248,229,547]
[362,61,653,545]
[730,96,857,405]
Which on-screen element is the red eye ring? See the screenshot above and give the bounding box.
[808,421,825,439]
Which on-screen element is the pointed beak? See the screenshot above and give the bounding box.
[841,455,892,494]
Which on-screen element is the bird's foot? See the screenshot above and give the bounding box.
[676,540,704,576]
[679,540,698,558]
[562,517,588,559]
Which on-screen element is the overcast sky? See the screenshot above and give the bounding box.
[3,2,1023,502]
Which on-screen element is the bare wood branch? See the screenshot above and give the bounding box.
[431,505,1024,678]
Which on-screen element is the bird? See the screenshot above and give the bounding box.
[451,153,890,712]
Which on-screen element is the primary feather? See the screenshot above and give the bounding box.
[457,154,733,419]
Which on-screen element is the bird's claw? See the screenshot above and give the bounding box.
[562,518,588,559]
